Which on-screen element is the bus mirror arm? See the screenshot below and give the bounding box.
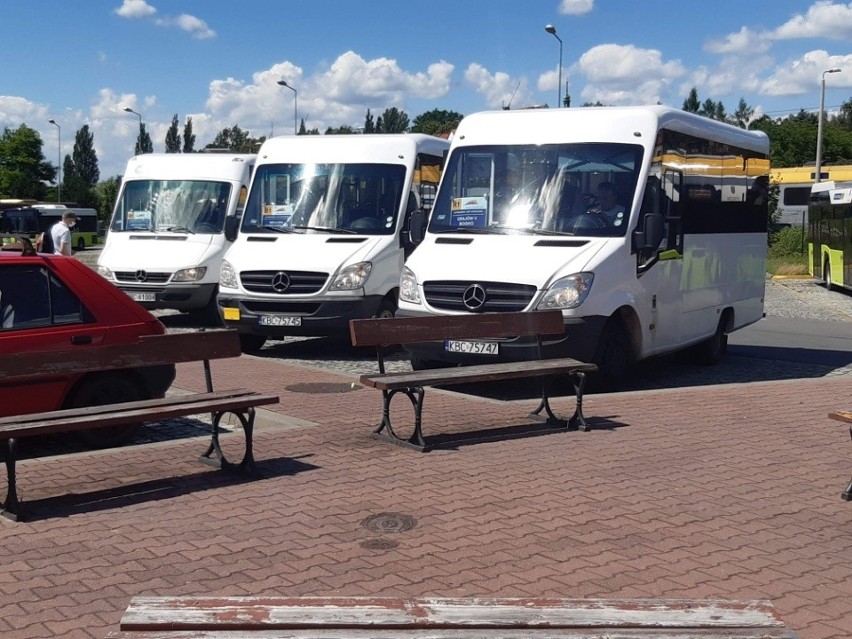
[224,216,239,242]
[408,209,427,245]
[633,212,664,254]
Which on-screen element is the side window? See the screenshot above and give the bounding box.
[0,265,86,330]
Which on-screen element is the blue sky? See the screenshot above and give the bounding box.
[2,0,851,180]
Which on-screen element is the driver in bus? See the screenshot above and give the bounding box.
[588,182,625,227]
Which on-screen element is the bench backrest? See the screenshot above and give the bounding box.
[350,310,566,348]
[0,329,241,382]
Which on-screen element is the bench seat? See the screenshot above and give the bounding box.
[828,410,852,501]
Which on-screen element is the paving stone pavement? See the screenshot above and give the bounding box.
[2,351,852,639]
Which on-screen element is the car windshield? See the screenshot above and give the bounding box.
[110,180,233,234]
[428,143,643,237]
[240,162,406,236]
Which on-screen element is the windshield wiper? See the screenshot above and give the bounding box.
[509,227,570,236]
[431,226,498,234]
[292,225,357,234]
[165,225,195,234]
[260,225,296,234]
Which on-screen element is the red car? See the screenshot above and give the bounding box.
[0,247,175,446]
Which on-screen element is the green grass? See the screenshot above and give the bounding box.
[767,254,809,276]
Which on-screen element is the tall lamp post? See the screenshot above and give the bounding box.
[544,24,563,108]
[48,119,61,202]
[277,80,298,134]
[124,107,143,152]
[815,68,841,183]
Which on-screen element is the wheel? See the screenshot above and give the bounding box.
[591,319,630,390]
[374,298,396,319]
[192,289,225,327]
[824,261,833,291]
[76,237,86,251]
[66,374,145,448]
[690,316,729,366]
[239,333,267,353]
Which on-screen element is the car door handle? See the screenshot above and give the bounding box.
[71,335,93,345]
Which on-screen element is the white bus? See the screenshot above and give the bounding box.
[97,153,255,322]
[217,133,449,352]
[398,106,770,386]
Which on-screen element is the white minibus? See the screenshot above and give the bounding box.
[217,133,449,351]
[398,106,770,386]
[97,153,255,322]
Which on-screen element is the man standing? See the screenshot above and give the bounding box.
[50,211,78,256]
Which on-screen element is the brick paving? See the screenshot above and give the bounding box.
[1,354,851,639]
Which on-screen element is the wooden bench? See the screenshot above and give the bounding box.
[0,329,279,521]
[107,595,801,638]
[828,410,852,501]
[350,311,598,451]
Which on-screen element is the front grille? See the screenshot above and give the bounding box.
[239,270,328,294]
[115,271,171,284]
[423,280,536,312]
[242,301,322,314]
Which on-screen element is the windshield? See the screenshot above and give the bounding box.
[110,180,233,233]
[429,143,643,237]
[241,162,406,235]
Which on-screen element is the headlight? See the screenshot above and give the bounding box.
[96,265,114,280]
[331,262,372,290]
[538,272,594,309]
[172,266,207,282]
[399,266,421,304]
[219,260,238,288]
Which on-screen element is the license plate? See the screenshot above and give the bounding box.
[445,340,499,355]
[129,292,156,302]
[258,315,302,327]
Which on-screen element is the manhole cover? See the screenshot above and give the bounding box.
[285,382,362,394]
[360,538,399,550]
[360,512,417,533]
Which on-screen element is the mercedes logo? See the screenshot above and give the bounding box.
[462,283,487,311]
[134,269,147,282]
[271,271,291,293]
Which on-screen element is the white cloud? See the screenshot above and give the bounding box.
[155,13,216,39]
[575,44,685,105]
[760,50,852,95]
[558,0,594,15]
[114,0,156,19]
[705,27,772,55]
[465,63,533,109]
[772,0,852,41]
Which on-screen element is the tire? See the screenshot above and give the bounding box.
[192,289,225,327]
[824,261,833,291]
[591,319,630,390]
[239,333,267,353]
[374,298,396,319]
[76,237,86,251]
[66,373,145,448]
[691,316,729,366]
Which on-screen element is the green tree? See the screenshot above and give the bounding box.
[411,109,463,136]
[72,125,99,187]
[94,175,121,223]
[0,124,55,199]
[733,98,755,129]
[135,124,153,154]
[363,109,375,133]
[182,117,196,153]
[378,107,410,133]
[165,114,181,153]
[205,125,263,152]
[325,125,357,134]
[62,154,94,206]
[682,87,700,113]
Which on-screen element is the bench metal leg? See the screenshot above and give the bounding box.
[372,387,427,451]
[200,408,260,476]
[844,427,852,501]
[1,438,21,521]
[529,372,589,431]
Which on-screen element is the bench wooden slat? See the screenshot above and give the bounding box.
[0,390,279,440]
[0,329,242,382]
[107,631,797,639]
[829,410,852,424]
[350,310,566,347]
[360,358,598,390]
[113,597,798,637]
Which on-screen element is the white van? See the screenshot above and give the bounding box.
[217,133,449,351]
[398,106,770,385]
[97,153,255,322]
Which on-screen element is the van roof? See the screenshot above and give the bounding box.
[256,133,450,165]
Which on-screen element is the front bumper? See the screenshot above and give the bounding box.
[116,282,217,312]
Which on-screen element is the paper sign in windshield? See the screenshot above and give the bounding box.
[450,196,487,228]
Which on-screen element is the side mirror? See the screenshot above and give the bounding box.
[633,212,664,253]
[224,216,239,242]
[408,209,427,245]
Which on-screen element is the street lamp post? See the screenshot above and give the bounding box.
[124,107,143,152]
[545,24,563,108]
[48,119,61,202]
[277,80,298,134]
[815,68,841,183]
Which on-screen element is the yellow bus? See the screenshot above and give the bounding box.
[772,165,852,226]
